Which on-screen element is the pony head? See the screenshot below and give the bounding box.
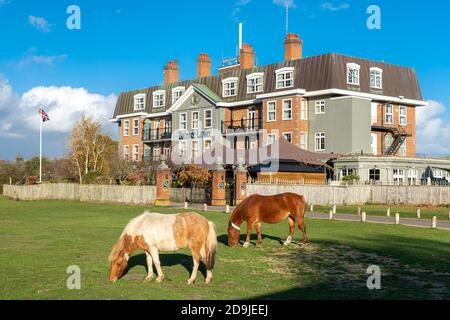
[227,221,240,247]
[108,235,133,282]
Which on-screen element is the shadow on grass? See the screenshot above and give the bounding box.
[217,233,286,247]
[249,233,450,300]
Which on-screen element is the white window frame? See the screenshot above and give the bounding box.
[153,90,166,108]
[133,119,139,136]
[282,132,292,143]
[370,67,383,89]
[300,132,308,150]
[172,86,185,104]
[300,99,308,120]
[179,112,187,131]
[204,109,213,128]
[399,140,407,157]
[371,103,378,125]
[204,138,212,151]
[134,94,146,111]
[123,145,130,160]
[347,63,360,86]
[267,133,277,145]
[132,144,139,162]
[246,73,264,94]
[371,133,378,155]
[222,77,238,97]
[123,120,130,136]
[179,141,187,158]
[282,99,293,120]
[315,100,326,114]
[385,104,394,124]
[191,140,199,160]
[267,101,276,122]
[191,111,200,130]
[393,169,405,185]
[315,132,326,151]
[275,67,294,89]
[399,106,407,126]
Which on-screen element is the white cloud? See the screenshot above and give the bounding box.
[17,48,67,68]
[0,76,15,110]
[416,100,450,156]
[273,0,296,8]
[28,15,52,32]
[231,0,252,22]
[321,2,350,11]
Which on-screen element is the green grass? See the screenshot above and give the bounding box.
[0,196,449,300]
[314,204,450,220]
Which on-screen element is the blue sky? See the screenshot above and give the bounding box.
[0,0,449,159]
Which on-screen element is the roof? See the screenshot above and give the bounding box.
[113,53,424,118]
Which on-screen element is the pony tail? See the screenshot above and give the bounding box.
[205,221,217,270]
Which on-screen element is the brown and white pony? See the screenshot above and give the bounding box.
[227,193,307,247]
[108,212,217,285]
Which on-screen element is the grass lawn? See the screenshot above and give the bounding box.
[314,204,450,220]
[0,196,449,300]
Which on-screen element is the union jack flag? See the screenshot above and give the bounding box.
[38,108,50,122]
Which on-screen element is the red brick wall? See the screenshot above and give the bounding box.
[119,117,144,161]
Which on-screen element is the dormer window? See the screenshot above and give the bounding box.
[370,67,383,89]
[153,90,166,108]
[246,73,264,94]
[275,67,294,89]
[134,94,146,111]
[222,77,238,97]
[347,63,360,86]
[172,86,185,104]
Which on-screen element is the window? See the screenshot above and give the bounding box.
[342,168,355,177]
[275,67,294,89]
[371,103,378,125]
[123,145,129,160]
[179,113,187,131]
[179,141,187,159]
[134,94,146,111]
[370,67,383,89]
[300,99,308,120]
[399,140,407,157]
[247,73,264,94]
[408,168,417,185]
[315,100,326,114]
[222,78,238,97]
[191,111,200,130]
[267,133,277,145]
[123,120,130,136]
[163,144,170,157]
[385,104,394,124]
[132,145,139,162]
[153,90,166,108]
[315,132,326,151]
[399,106,407,126]
[393,169,405,185]
[192,140,199,160]
[153,146,161,161]
[371,133,378,155]
[204,110,212,128]
[369,169,381,181]
[282,99,292,120]
[347,63,360,85]
[282,132,292,143]
[204,139,212,150]
[172,87,185,104]
[300,132,308,150]
[133,119,139,136]
[267,101,276,122]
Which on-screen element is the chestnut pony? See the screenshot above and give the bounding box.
[227,193,307,247]
[108,211,217,285]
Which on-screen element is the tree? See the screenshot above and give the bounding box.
[176,164,211,188]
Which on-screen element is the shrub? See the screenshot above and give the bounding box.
[81,172,102,185]
[26,176,37,185]
[94,175,117,185]
[342,175,361,185]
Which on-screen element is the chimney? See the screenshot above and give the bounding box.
[284,33,303,61]
[197,53,212,78]
[164,59,179,85]
[239,43,255,69]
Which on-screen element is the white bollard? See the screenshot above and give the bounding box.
[395,213,400,225]
[329,210,334,220]
[387,208,391,217]
[184,201,188,210]
[225,205,230,214]
[448,211,450,221]
[416,208,421,219]
[361,212,367,222]
[357,207,361,216]
[310,204,314,212]
[204,203,208,212]
[432,216,437,229]
[333,205,337,214]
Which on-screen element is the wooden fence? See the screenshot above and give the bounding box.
[247,183,450,206]
[170,188,207,204]
[2,184,156,205]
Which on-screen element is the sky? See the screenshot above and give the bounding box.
[0,0,450,159]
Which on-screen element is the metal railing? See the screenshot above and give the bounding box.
[142,129,172,141]
[222,118,261,134]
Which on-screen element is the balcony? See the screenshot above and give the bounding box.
[142,129,172,142]
[221,118,261,135]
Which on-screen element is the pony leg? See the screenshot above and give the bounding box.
[284,217,295,246]
[187,248,201,285]
[199,247,213,284]
[298,219,308,243]
[144,252,154,282]
[243,220,254,248]
[255,223,263,247]
[150,247,164,283]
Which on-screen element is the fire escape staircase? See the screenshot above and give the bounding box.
[372,125,411,156]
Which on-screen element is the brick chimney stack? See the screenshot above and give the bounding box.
[284,33,303,61]
[197,53,212,78]
[239,43,255,69]
[164,59,179,85]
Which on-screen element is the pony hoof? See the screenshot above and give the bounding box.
[205,278,212,284]
[187,279,195,285]
[156,276,165,283]
[256,242,262,248]
[143,275,154,282]
[283,241,292,246]
[242,242,250,248]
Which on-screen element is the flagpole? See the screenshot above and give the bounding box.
[39,111,42,184]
